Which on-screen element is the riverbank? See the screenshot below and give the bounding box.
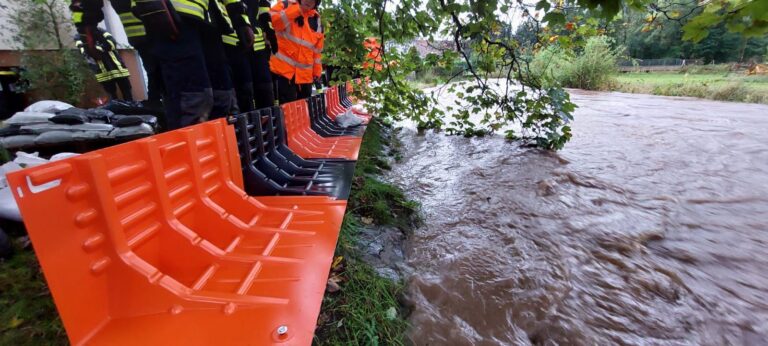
[0,221,64,345]
[314,119,419,345]
[611,71,768,104]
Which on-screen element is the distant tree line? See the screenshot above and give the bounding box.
[513,2,768,64]
[608,3,767,64]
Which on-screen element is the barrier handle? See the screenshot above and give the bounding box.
[28,163,73,186]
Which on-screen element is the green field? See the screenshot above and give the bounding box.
[612,71,768,104]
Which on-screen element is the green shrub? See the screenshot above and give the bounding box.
[20,50,89,105]
[529,45,571,87]
[531,36,621,90]
[9,0,90,105]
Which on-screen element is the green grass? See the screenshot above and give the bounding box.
[313,120,417,346]
[612,71,768,104]
[313,216,409,346]
[0,243,65,345]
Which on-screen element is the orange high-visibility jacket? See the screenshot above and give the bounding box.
[269,0,324,84]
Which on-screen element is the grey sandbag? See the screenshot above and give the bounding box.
[34,131,77,145]
[20,123,114,135]
[335,108,364,128]
[0,135,37,148]
[50,111,89,125]
[109,123,154,139]
[86,108,115,122]
[113,115,144,127]
[4,111,55,126]
[71,130,108,140]
[0,126,21,137]
[112,114,158,128]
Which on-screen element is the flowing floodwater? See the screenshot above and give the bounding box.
[389,90,768,345]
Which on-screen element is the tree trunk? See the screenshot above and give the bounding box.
[47,0,65,50]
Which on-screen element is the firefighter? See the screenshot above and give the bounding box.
[246,0,279,108]
[221,4,256,113]
[112,2,163,105]
[74,28,133,101]
[269,0,324,103]
[70,0,253,129]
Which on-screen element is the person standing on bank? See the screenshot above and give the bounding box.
[269,0,324,103]
[74,28,133,101]
[70,0,252,130]
[245,0,279,109]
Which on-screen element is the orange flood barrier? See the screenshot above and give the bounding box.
[7,118,346,345]
[326,85,371,124]
[281,100,362,160]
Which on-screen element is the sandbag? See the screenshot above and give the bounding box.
[109,123,154,139]
[100,99,150,115]
[34,131,78,145]
[0,127,21,137]
[4,111,55,126]
[0,135,37,149]
[335,108,364,128]
[24,100,74,114]
[20,123,114,135]
[50,112,89,125]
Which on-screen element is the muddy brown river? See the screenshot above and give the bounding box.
[390,91,768,345]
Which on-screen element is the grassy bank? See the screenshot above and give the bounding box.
[0,120,416,345]
[0,223,65,345]
[314,120,418,345]
[611,71,768,104]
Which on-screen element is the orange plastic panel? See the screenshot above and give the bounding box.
[7,119,346,345]
[327,87,370,124]
[281,101,361,160]
[284,101,361,147]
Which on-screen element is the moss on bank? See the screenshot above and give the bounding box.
[313,120,418,345]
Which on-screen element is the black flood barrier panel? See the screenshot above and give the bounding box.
[308,95,365,138]
[234,109,355,200]
[339,85,353,108]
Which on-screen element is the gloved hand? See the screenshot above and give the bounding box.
[313,77,323,90]
[237,25,255,50]
[78,26,102,59]
[295,16,304,27]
